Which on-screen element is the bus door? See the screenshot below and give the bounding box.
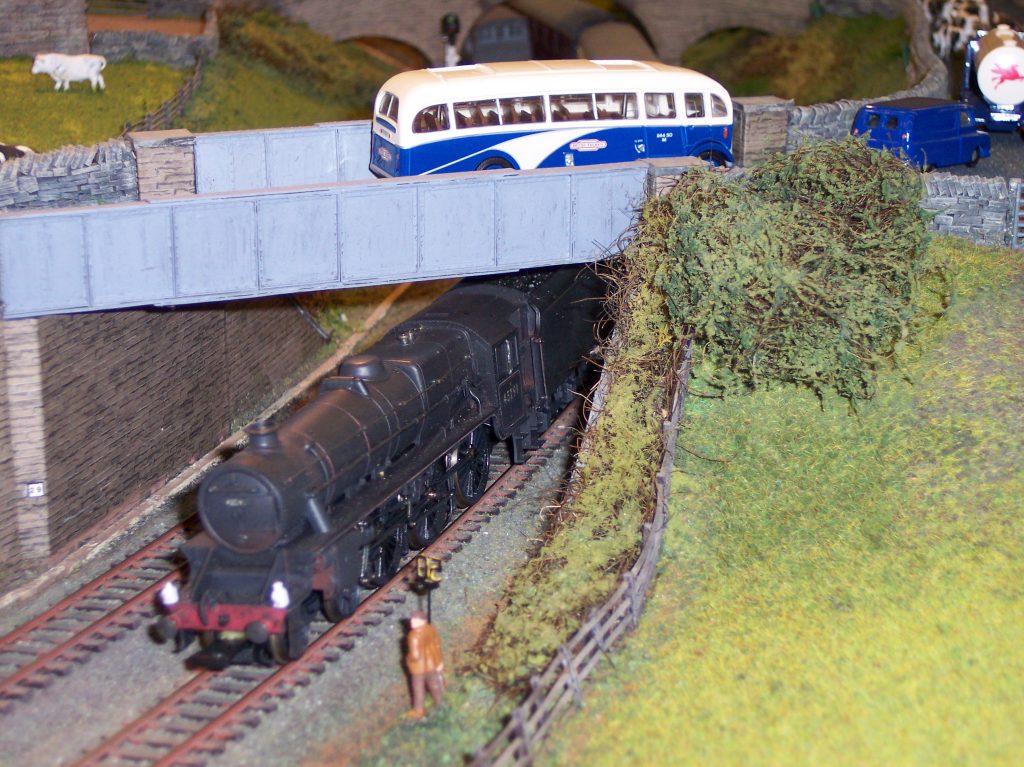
[642,92,684,158]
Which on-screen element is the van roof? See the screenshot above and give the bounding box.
[863,97,962,112]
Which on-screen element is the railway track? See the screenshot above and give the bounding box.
[0,524,187,713]
[0,402,580,767]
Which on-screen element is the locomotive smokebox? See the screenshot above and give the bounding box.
[975,25,1024,106]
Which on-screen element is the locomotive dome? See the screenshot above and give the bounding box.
[338,354,388,381]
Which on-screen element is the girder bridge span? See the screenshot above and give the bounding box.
[0,121,666,319]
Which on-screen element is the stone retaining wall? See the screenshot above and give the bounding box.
[0,140,138,212]
[922,173,1021,246]
[90,7,218,67]
[0,0,88,57]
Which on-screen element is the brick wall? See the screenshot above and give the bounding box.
[0,0,88,57]
[0,330,24,593]
[0,140,139,212]
[28,299,324,567]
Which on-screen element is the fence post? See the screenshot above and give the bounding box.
[624,571,639,629]
[512,707,532,764]
[559,644,583,708]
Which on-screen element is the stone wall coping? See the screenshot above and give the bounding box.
[128,130,196,148]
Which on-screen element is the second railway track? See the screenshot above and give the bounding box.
[0,401,582,767]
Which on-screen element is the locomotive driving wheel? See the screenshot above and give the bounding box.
[409,489,454,548]
[453,425,492,508]
[360,525,407,588]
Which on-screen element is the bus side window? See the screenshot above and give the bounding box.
[454,99,500,128]
[551,93,595,121]
[413,104,450,133]
[500,96,545,123]
[644,93,676,119]
[595,92,635,120]
[711,93,728,118]
[684,93,706,119]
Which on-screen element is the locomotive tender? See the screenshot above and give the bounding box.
[157,267,604,665]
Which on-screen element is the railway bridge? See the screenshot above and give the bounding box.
[276,0,816,67]
[0,121,679,319]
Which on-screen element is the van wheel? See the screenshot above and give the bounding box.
[966,148,980,167]
[477,157,511,171]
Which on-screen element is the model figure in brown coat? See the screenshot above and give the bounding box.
[405,610,444,719]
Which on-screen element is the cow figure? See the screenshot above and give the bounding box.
[930,0,994,59]
[0,143,34,164]
[31,53,106,92]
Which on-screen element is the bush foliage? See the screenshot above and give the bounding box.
[651,138,947,402]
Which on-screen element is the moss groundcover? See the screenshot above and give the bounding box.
[541,249,1023,763]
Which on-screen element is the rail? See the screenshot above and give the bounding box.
[120,54,204,136]
[471,342,693,766]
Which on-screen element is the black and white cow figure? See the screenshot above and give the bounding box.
[0,143,34,164]
[929,0,996,59]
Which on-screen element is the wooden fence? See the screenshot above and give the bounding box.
[120,54,203,136]
[471,343,693,766]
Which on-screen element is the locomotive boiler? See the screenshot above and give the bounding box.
[156,266,604,665]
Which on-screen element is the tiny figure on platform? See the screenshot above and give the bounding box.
[405,610,445,719]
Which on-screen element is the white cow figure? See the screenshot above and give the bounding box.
[31,53,106,92]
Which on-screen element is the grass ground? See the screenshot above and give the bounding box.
[539,237,1024,765]
[0,57,185,150]
[176,48,372,134]
[1,11,395,149]
[682,14,909,104]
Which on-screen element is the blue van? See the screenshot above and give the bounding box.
[851,98,990,170]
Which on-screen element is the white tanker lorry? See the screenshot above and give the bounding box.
[962,24,1024,131]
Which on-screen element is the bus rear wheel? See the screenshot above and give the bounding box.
[477,157,512,171]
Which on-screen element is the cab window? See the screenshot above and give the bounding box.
[496,337,518,377]
[711,93,728,118]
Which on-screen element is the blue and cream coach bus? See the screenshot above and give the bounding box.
[369,59,733,177]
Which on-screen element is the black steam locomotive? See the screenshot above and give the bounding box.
[156,266,604,665]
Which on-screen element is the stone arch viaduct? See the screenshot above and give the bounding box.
[276,0,818,67]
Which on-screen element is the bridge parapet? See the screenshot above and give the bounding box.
[0,160,656,319]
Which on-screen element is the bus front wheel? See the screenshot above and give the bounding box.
[699,150,728,167]
[477,157,512,171]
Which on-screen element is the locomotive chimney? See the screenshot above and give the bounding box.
[247,420,281,450]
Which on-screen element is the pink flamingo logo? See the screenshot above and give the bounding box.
[991,63,1024,88]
